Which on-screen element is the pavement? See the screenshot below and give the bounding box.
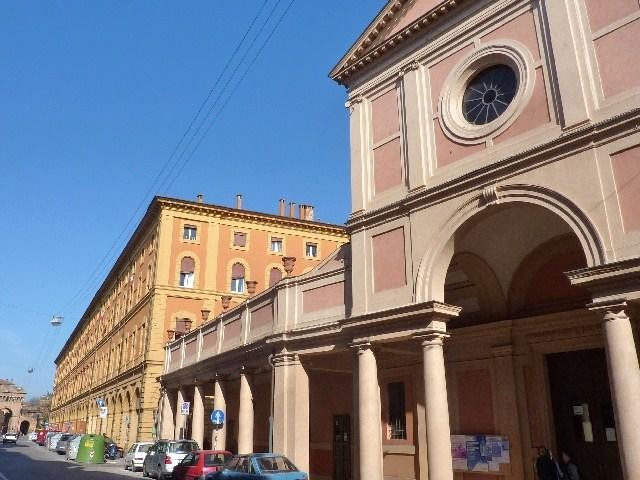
[0,437,141,480]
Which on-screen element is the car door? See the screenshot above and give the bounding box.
[146,444,159,476]
[186,453,201,480]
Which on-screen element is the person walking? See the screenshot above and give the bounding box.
[536,447,560,480]
[560,451,580,480]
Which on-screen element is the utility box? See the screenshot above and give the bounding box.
[76,434,105,464]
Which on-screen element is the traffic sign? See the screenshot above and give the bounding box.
[96,398,105,408]
[180,402,190,415]
[210,409,225,425]
[99,406,108,418]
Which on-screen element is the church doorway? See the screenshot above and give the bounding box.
[547,349,622,480]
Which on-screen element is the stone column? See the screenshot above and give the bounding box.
[160,390,175,440]
[272,352,310,472]
[213,378,227,450]
[415,302,460,480]
[352,343,383,480]
[238,368,254,454]
[175,389,185,440]
[594,302,640,479]
[192,385,204,448]
[418,332,453,480]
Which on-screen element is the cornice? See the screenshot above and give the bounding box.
[330,0,472,85]
[347,107,640,232]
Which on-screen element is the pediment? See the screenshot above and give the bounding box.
[330,0,469,85]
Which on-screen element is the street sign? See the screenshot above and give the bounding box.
[180,402,190,415]
[210,409,225,425]
[99,406,108,418]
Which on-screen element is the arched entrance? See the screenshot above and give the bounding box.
[1,409,12,434]
[19,420,30,435]
[425,201,621,480]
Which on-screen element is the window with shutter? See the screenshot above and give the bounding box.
[179,257,195,288]
[231,263,245,293]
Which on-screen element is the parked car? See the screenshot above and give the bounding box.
[142,439,200,479]
[205,454,307,480]
[66,435,82,461]
[28,431,38,441]
[124,442,153,472]
[37,430,58,446]
[47,432,63,450]
[2,432,19,444]
[55,434,77,454]
[172,450,232,480]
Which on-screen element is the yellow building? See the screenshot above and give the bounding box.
[49,195,347,447]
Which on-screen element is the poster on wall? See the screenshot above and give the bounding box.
[451,435,468,470]
[451,435,510,472]
[466,436,489,472]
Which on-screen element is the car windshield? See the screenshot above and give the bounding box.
[138,444,151,453]
[170,441,198,453]
[205,453,232,466]
[256,456,298,472]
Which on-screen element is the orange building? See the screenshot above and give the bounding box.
[49,195,347,448]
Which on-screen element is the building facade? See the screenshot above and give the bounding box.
[49,196,347,448]
[160,1,640,480]
[0,379,27,434]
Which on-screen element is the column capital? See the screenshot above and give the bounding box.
[413,331,450,347]
[587,298,628,320]
[349,340,376,354]
[270,352,300,368]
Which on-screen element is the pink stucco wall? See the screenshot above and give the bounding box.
[372,227,407,292]
[584,0,638,33]
[250,304,273,331]
[595,17,640,99]
[494,68,550,144]
[388,0,443,37]
[611,145,640,232]
[303,282,345,313]
[456,369,495,434]
[434,121,484,168]
[372,89,400,143]
[481,10,541,60]
[374,138,403,193]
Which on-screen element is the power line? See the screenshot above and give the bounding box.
[55,0,274,316]
[164,0,296,192]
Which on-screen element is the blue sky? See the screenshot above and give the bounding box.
[0,0,386,397]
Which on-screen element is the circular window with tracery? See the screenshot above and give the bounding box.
[462,65,517,125]
[438,41,535,144]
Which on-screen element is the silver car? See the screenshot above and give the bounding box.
[142,439,199,479]
[55,434,76,454]
[124,441,153,472]
[48,432,64,450]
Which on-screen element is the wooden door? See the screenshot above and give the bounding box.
[547,349,622,480]
[333,414,351,480]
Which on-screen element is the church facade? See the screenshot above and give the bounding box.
[160,1,640,479]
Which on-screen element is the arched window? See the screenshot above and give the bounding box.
[179,257,195,288]
[268,267,283,287]
[230,263,245,293]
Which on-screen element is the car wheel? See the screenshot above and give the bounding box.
[142,464,148,478]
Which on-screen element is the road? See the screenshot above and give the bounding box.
[0,437,140,480]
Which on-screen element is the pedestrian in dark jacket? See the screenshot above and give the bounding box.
[536,447,560,480]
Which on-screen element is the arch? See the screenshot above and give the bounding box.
[228,258,250,293]
[19,420,30,435]
[416,184,607,303]
[176,252,201,288]
[266,264,285,288]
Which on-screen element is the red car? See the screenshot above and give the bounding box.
[36,429,59,446]
[172,450,232,480]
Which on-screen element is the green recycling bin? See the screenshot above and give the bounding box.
[76,434,105,464]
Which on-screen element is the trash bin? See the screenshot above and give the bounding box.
[76,434,105,464]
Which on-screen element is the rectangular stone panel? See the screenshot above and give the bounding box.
[372,88,400,143]
[250,303,274,331]
[611,145,640,231]
[202,328,217,351]
[456,369,495,434]
[372,227,406,292]
[595,17,640,98]
[303,282,345,313]
[584,0,638,32]
[374,137,403,194]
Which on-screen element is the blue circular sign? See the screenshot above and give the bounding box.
[210,409,225,425]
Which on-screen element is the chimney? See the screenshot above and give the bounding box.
[289,202,296,218]
[306,205,314,220]
[236,194,243,209]
[278,198,286,216]
[196,194,203,203]
[298,204,305,219]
